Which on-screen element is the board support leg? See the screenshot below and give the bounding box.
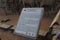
[26,38,37,40]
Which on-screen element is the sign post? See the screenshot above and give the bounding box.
[14,8,44,40]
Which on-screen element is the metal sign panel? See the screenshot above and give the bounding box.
[14,8,44,39]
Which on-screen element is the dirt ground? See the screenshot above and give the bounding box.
[0,15,53,40]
